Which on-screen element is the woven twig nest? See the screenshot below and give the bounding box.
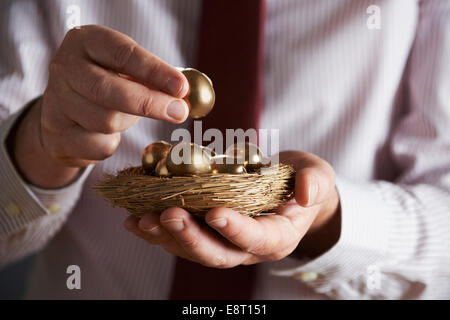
[93,164,295,218]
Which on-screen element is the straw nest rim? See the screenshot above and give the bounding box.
[93,164,295,218]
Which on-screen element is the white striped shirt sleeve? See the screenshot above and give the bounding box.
[271,0,450,299]
[0,1,92,268]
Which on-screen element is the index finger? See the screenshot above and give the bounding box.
[67,25,188,98]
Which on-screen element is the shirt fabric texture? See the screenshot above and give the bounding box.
[0,0,450,299]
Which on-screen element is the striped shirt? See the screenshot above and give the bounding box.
[1,0,450,299]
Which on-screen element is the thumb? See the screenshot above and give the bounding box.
[279,151,336,207]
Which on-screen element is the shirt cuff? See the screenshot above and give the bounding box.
[0,100,94,237]
[269,177,390,297]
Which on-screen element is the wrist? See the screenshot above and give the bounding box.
[7,97,80,188]
[291,189,341,259]
[309,187,340,233]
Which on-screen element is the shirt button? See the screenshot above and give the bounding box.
[300,271,319,282]
[48,203,61,214]
[6,202,21,216]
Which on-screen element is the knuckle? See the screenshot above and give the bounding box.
[136,94,155,118]
[143,59,160,80]
[181,236,200,251]
[113,42,137,69]
[226,225,244,240]
[102,111,122,134]
[209,255,230,269]
[87,75,110,102]
[268,248,291,261]
[98,147,115,160]
[99,133,120,159]
[40,102,60,134]
[268,251,286,262]
[65,28,81,41]
[43,86,63,108]
[245,236,267,255]
[47,63,72,96]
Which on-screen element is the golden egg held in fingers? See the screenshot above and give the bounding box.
[181,68,215,119]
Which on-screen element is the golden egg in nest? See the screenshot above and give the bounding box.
[155,157,172,177]
[166,142,212,175]
[225,142,265,171]
[141,141,172,174]
[211,155,246,174]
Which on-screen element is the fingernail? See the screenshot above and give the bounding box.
[307,175,319,207]
[166,100,188,121]
[161,218,184,232]
[144,225,162,237]
[208,218,227,229]
[167,77,183,96]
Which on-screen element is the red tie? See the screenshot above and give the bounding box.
[169,0,266,300]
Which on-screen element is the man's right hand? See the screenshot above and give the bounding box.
[10,25,189,188]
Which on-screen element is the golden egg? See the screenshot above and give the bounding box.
[225,142,264,171]
[141,141,172,174]
[201,145,217,159]
[154,158,172,177]
[211,156,246,174]
[181,68,215,119]
[166,142,212,175]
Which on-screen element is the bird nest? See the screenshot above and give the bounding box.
[93,164,295,218]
